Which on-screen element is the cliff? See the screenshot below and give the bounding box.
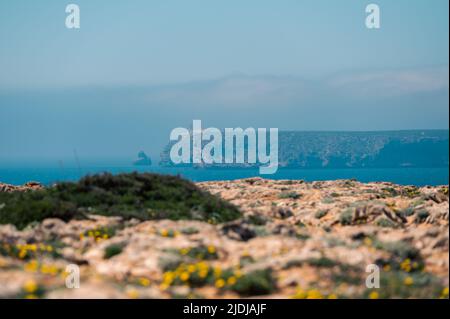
[160,130,449,168]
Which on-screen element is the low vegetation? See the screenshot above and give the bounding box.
[0,172,241,229]
[104,243,125,259]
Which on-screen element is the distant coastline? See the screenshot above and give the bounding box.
[0,130,448,187]
[0,166,448,188]
[160,129,449,169]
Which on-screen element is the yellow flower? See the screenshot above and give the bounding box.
[127,289,139,299]
[306,289,323,299]
[24,260,39,273]
[180,272,190,282]
[440,287,449,299]
[207,245,216,254]
[187,264,197,273]
[197,262,208,270]
[61,270,69,279]
[40,264,51,274]
[364,238,373,246]
[198,269,208,278]
[292,288,306,299]
[400,258,412,272]
[139,277,150,287]
[49,265,59,276]
[386,202,395,208]
[159,283,169,291]
[163,271,175,285]
[227,276,237,285]
[369,291,379,299]
[234,270,243,278]
[215,279,225,289]
[180,248,190,255]
[213,267,222,277]
[404,276,414,286]
[328,293,338,299]
[103,234,109,239]
[29,244,37,252]
[18,249,28,259]
[23,279,38,293]
[160,229,169,237]
[25,294,38,299]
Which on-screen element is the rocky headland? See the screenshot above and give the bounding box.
[0,175,448,299]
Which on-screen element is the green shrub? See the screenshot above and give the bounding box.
[181,245,218,261]
[321,197,334,204]
[339,209,353,225]
[403,186,421,198]
[373,239,424,272]
[239,255,255,267]
[104,243,124,259]
[306,257,338,268]
[245,214,268,226]
[398,206,415,218]
[158,254,184,272]
[364,271,444,299]
[230,269,276,296]
[415,209,430,223]
[376,217,397,228]
[180,227,199,235]
[381,187,399,197]
[315,209,328,219]
[0,172,241,229]
[330,192,340,198]
[278,192,301,200]
[374,240,420,260]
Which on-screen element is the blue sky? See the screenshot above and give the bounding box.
[0,0,448,87]
[0,0,448,160]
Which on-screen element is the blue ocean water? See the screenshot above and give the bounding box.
[0,160,448,187]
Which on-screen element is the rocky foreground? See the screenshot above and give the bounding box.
[0,178,448,299]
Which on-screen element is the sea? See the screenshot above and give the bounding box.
[0,159,448,187]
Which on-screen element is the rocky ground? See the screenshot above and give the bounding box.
[0,178,448,299]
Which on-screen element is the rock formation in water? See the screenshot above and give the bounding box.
[133,151,152,166]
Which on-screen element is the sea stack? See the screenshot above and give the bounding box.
[133,151,152,166]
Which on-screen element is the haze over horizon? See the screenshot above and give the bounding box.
[0,0,448,160]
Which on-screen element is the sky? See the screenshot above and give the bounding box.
[0,0,448,161]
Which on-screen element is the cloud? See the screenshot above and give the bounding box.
[328,66,449,98]
[143,74,312,108]
[140,66,449,109]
